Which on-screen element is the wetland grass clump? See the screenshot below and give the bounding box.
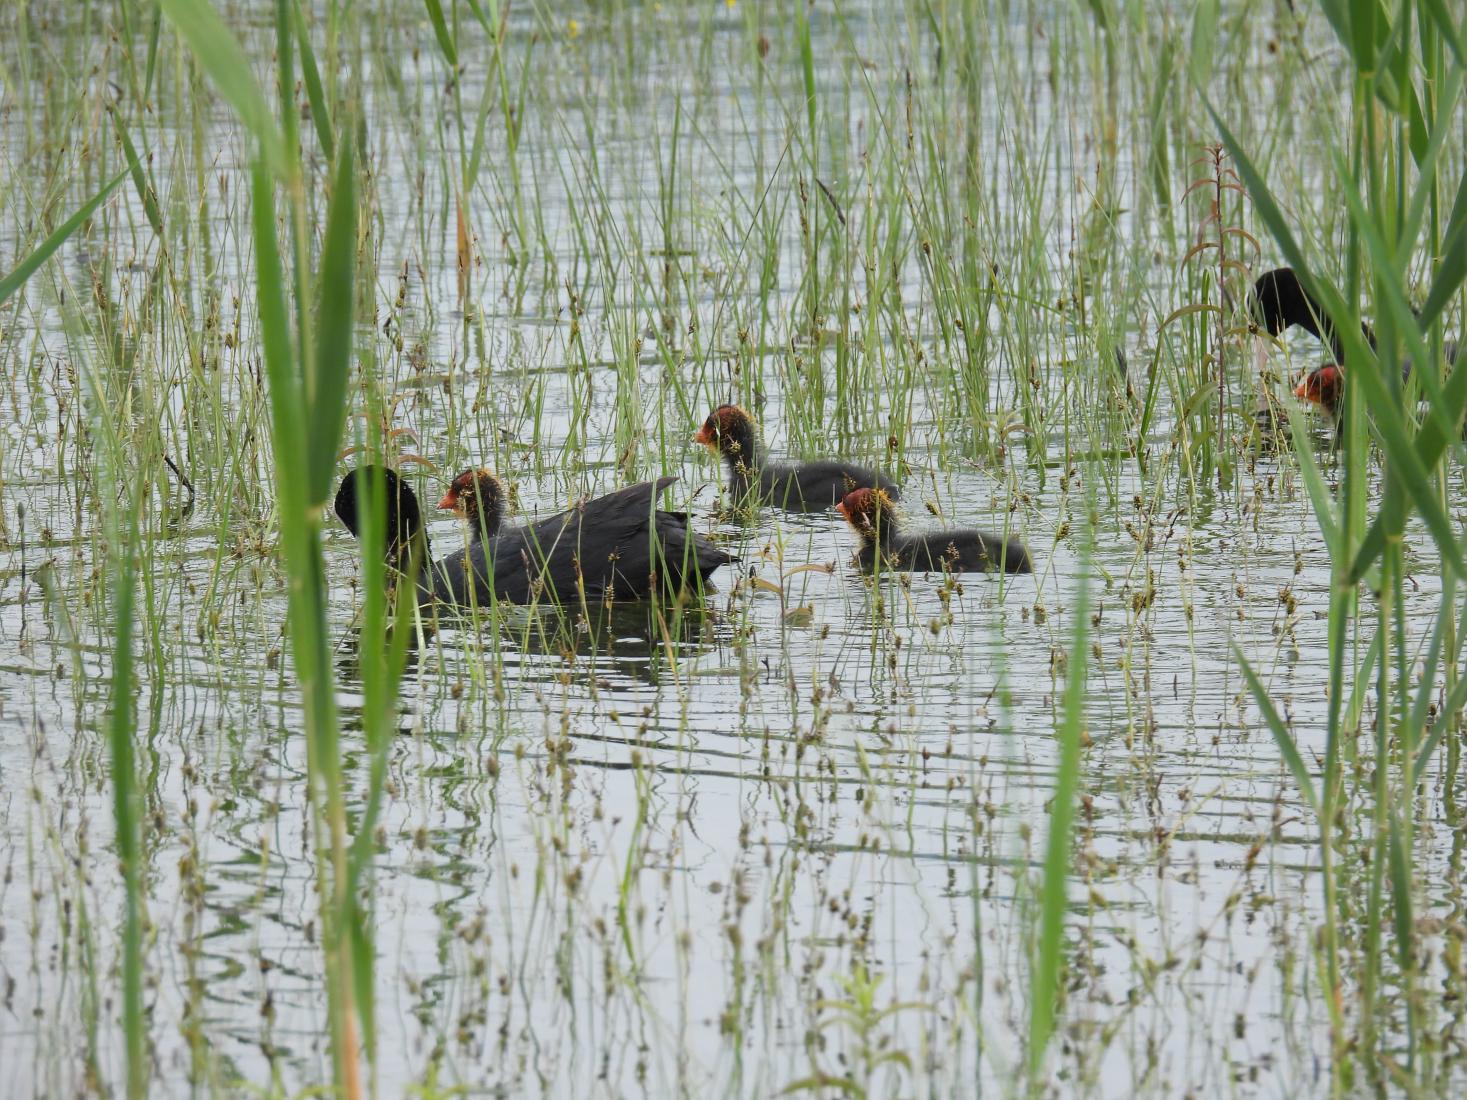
[1220,1,1467,1086]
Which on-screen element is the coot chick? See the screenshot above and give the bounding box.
[836,488,1031,575]
[431,468,734,605]
[1293,363,1347,422]
[1295,354,1460,426]
[437,467,506,542]
[694,404,899,512]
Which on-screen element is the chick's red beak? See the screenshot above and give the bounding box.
[835,501,849,520]
[437,489,458,511]
[1294,377,1313,402]
[693,424,714,447]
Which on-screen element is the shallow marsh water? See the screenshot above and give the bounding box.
[1,1,1464,1096]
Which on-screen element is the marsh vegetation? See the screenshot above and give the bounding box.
[2,0,1466,1095]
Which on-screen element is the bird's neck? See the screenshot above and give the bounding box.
[390,528,432,580]
[1287,287,1376,363]
[465,498,503,542]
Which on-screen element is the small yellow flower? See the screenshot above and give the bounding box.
[567,18,580,38]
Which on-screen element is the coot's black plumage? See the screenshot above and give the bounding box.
[1249,266,1372,365]
[334,465,733,606]
[836,488,1031,575]
[695,404,899,512]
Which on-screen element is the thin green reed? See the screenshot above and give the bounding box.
[1026,529,1090,1087]
[104,489,146,1100]
[1221,0,1467,1089]
[158,0,395,1092]
[794,0,824,349]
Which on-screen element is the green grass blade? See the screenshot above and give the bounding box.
[467,72,498,193]
[1337,364,1465,583]
[159,0,286,174]
[1344,627,1383,738]
[1407,584,1452,748]
[1349,357,1467,583]
[0,166,130,306]
[796,2,817,143]
[107,490,147,1099]
[144,3,163,99]
[293,0,334,159]
[1420,0,1467,66]
[1345,158,1467,583]
[1082,0,1112,32]
[250,160,305,467]
[1413,601,1467,783]
[1187,0,1218,82]
[423,0,459,67]
[1333,155,1458,440]
[1284,401,1342,558]
[350,904,376,1064]
[307,130,357,505]
[1396,66,1462,253]
[109,108,164,237]
[1028,549,1090,1078]
[1234,645,1320,813]
[1419,166,1467,325]
[465,0,495,35]
[252,143,358,1081]
[1386,813,1414,969]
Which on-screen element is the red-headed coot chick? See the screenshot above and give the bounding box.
[336,465,734,605]
[438,467,506,541]
[1295,355,1460,425]
[836,488,1031,575]
[1294,363,1346,421]
[694,404,899,512]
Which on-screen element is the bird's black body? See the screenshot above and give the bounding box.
[1248,267,1370,363]
[432,476,733,605]
[850,530,1032,575]
[332,465,428,575]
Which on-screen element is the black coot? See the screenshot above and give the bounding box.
[332,465,429,577]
